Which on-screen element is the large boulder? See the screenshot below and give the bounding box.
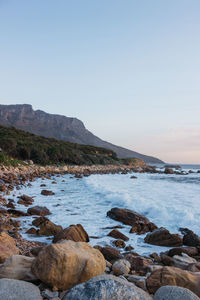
[0,255,36,281]
[144,227,182,247]
[167,247,199,257]
[107,208,157,234]
[53,224,89,243]
[27,206,51,216]
[154,286,200,300]
[31,240,106,290]
[146,266,200,296]
[63,274,152,300]
[0,231,20,263]
[32,217,62,236]
[0,278,42,300]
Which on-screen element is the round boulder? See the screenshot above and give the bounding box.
[31,240,106,290]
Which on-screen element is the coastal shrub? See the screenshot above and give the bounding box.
[0,125,120,166]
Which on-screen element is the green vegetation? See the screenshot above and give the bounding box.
[0,152,24,166]
[0,125,119,165]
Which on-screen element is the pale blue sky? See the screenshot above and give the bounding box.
[0,0,200,163]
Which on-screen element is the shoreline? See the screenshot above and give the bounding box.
[0,163,200,299]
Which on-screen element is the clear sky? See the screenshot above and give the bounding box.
[0,0,200,164]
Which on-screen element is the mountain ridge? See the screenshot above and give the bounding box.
[0,104,164,163]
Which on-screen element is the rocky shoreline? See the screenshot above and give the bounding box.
[0,163,200,299]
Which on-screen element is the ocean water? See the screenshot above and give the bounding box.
[8,164,200,256]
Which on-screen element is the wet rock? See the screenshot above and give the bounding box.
[107,207,157,234]
[154,285,200,300]
[112,259,131,276]
[146,266,200,296]
[112,239,126,248]
[0,278,42,300]
[124,253,153,275]
[0,255,36,281]
[6,201,15,209]
[125,245,134,251]
[130,175,137,179]
[53,224,89,243]
[27,206,51,216]
[7,209,29,217]
[26,227,38,235]
[180,228,200,247]
[0,231,20,263]
[144,227,182,247]
[167,247,199,257]
[164,168,174,174]
[125,274,147,291]
[32,240,106,290]
[101,246,123,262]
[41,190,55,196]
[17,195,34,206]
[32,217,62,236]
[108,229,129,241]
[63,274,152,300]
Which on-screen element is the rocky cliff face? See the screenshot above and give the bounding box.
[0,104,163,163]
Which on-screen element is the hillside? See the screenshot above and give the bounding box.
[0,125,119,165]
[0,104,164,163]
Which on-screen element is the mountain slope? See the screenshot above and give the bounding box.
[0,104,164,163]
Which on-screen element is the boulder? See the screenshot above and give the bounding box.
[27,206,51,216]
[41,190,55,196]
[124,253,153,275]
[17,195,34,206]
[7,209,29,217]
[32,217,62,236]
[101,246,123,262]
[53,224,89,243]
[107,208,157,234]
[146,266,200,296]
[154,286,200,300]
[167,247,199,257]
[0,255,36,281]
[63,274,152,300]
[0,278,42,300]
[108,229,129,241]
[31,240,106,290]
[164,168,174,174]
[0,231,20,263]
[144,227,182,247]
[112,239,126,248]
[180,228,200,247]
[112,259,131,276]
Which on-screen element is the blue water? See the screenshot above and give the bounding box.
[7,165,200,255]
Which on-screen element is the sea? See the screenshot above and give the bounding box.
[7,164,200,256]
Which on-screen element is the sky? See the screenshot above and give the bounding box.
[0,0,200,164]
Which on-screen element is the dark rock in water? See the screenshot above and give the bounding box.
[154,286,200,300]
[101,246,123,262]
[164,168,174,174]
[0,278,42,300]
[41,190,55,196]
[130,175,137,179]
[32,217,62,236]
[146,266,200,297]
[53,224,89,243]
[63,274,152,300]
[108,229,129,241]
[180,228,200,247]
[124,253,153,275]
[144,227,183,247]
[26,227,38,235]
[7,209,29,217]
[17,195,34,206]
[40,184,46,187]
[167,247,199,257]
[75,174,83,179]
[107,208,157,234]
[6,201,15,209]
[27,206,51,216]
[112,239,126,248]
